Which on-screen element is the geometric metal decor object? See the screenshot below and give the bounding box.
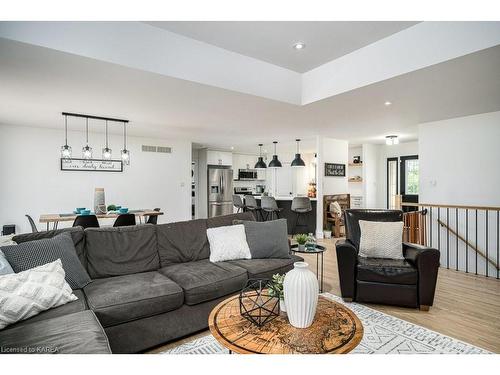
[239,279,279,327]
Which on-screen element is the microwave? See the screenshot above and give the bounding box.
[238,169,258,180]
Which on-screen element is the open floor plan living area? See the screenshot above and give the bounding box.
[0,2,499,370]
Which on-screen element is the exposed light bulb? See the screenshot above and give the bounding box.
[121,149,130,165]
[61,145,72,159]
[102,147,112,160]
[82,145,93,159]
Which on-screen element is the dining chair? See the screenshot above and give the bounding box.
[146,208,161,225]
[25,215,39,233]
[291,197,312,234]
[244,195,264,221]
[73,215,100,229]
[113,214,136,227]
[261,196,283,221]
[232,195,246,213]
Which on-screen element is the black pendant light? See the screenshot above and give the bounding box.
[291,139,306,167]
[254,143,267,169]
[268,141,282,168]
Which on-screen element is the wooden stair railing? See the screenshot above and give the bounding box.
[401,202,500,278]
[437,219,499,271]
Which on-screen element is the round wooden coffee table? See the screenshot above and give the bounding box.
[208,295,363,354]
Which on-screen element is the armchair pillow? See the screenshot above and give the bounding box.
[207,224,251,262]
[358,220,404,260]
[0,259,77,329]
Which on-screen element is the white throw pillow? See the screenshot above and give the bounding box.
[207,224,251,263]
[0,259,77,329]
[358,220,404,259]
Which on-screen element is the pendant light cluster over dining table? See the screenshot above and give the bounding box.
[253,139,306,169]
[60,112,130,166]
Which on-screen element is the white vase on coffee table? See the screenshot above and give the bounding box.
[283,262,319,328]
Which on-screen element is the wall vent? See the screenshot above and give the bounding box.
[142,145,172,153]
[157,146,172,154]
[142,145,157,152]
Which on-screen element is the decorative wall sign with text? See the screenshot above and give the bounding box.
[324,163,346,177]
[60,158,123,172]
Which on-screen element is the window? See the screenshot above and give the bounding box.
[403,157,419,195]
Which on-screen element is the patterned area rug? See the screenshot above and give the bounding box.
[161,293,491,354]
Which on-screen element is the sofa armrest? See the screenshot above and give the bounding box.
[335,239,358,300]
[403,242,440,307]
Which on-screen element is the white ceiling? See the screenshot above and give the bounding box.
[145,21,419,73]
[1,38,499,153]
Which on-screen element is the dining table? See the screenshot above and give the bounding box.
[39,210,164,230]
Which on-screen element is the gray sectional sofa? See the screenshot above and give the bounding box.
[0,212,302,354]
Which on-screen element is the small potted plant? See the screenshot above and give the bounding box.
[269,273,286,313]
[294,233,308,252]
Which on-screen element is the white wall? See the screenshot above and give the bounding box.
[362,144,380,209]
[0,124,192,234]
[375,141,419,208]
[418,112,500,277]
[316,136,348,237]
[419,111,500,206]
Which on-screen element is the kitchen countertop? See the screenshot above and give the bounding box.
[253,195,317,201]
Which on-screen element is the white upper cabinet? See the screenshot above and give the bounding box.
[276,164,293,197]
[207,150,233,166]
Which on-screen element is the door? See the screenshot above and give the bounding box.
[386,157,398,209]
[400,155,419,211]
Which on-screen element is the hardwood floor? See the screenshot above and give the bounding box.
[149,237,500,354]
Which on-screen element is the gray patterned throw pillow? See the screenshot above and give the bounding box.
[1,232,91,289]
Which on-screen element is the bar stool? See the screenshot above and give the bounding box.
[291,197,312,234]
[244,195,264,221]
[261,196,283,221]
[232,195,246,213]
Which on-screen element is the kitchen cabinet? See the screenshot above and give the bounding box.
[207,150,232,166]
[257,168,266,181]
[276,164,293,197]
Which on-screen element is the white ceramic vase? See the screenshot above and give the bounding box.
[283,262,319,328]
[279,299,286,313]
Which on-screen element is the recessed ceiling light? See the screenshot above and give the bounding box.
[230,146,234,150]
[384,101,392,106]
[293,42,306,50]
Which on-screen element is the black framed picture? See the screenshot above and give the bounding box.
[324,163,346,177]
[60,158,123,172]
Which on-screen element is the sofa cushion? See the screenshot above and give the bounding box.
[241,219,291,259]
[13,226,87,269]
[228,254,303,279]
[9,289,87,328]
[83,271,183,327]
[0,310,111,354]
[2,233,91,289]
[357,257,418,285]
[85,224,159,279]
[156,218,210,266]
[159,259,248,305]
[0,259,78,330]
[207,224,251,262]
[206,212,255,228]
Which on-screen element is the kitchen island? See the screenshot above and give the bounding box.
[251,196,317,235]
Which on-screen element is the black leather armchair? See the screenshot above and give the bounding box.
[336,209,440,310]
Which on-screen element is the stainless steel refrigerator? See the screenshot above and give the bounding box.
[208,166,234,218]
